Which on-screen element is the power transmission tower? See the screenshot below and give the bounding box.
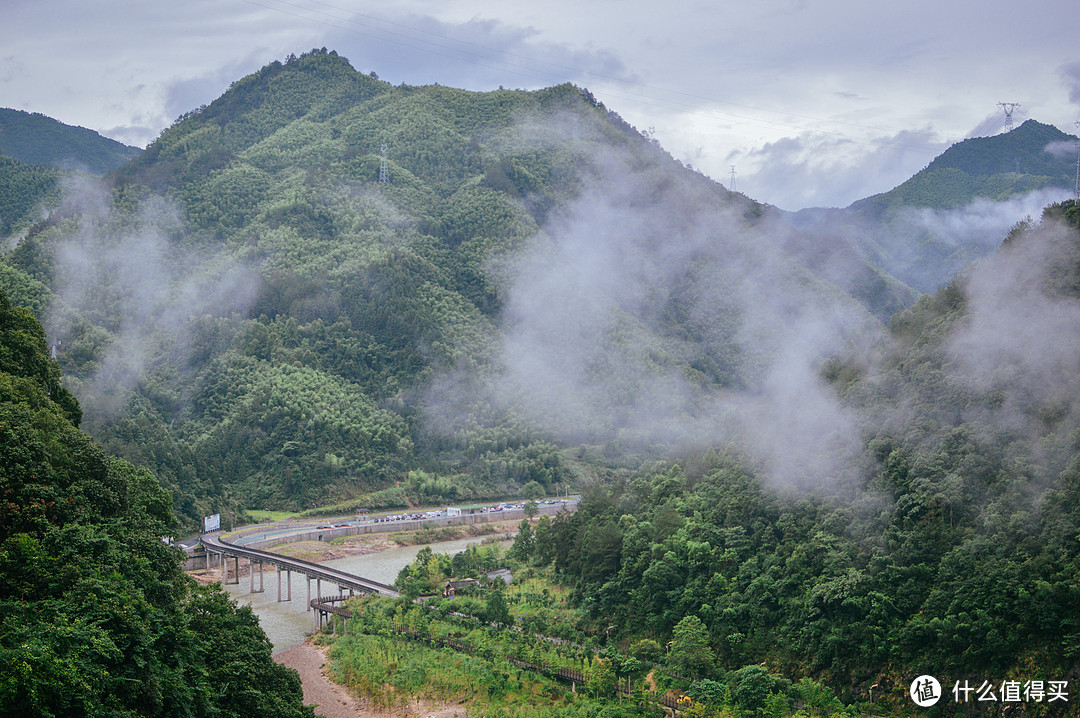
[379,143,389,183]
[729,165,737,192]
[997,102,1021,133]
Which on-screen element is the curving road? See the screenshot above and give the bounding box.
[200,531,400,598]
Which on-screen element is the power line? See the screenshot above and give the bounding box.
[997,102,1021,133]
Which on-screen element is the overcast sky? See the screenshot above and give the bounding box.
[3,0,1078,210]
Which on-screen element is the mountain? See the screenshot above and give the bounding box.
[0,108,141,174]
[789,119,1078,292]
[855,119,1076,214]
[0,49,909,525]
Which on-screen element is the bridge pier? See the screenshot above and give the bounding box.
[250,559,265,593]
[287,569,292,601]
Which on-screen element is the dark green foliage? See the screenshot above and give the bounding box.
[0,108,140,174]
[0,287,312,717]
[854,120,1076,215]
[0,155,60,236]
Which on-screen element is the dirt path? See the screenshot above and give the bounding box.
[274,643,466,718]
[275,643,368,718]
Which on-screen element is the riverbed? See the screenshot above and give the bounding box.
[221,534,512,654]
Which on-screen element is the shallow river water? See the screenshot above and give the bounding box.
[222,535,511,654]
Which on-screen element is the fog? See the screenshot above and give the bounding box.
[47,175,259,416]
[426,132,881,490]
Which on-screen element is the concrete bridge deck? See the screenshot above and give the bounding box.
[199,531,401,612]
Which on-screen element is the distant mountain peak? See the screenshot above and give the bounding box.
[0,107,141,174]
[849,117,1076,215]
[924,119,1074,178]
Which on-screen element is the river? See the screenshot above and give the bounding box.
[222,535,512,654]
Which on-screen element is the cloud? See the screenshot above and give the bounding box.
[1061,61,1080,107]
[320,11,634,89]
[48,176,260,416]
[1044,140,1077,161]
[425,121,879,490]
[945,217,1080,434]
[730,127,949,210]
[901,187,1075,251]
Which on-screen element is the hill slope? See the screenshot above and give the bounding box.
[0,107,141,174]
[0,287,311,717]
[534,200,1080,709]
[790,120,1078,292]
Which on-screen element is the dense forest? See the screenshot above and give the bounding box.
[496,200,1080,712]
[0,287,312,717]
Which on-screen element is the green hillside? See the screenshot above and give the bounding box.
[1,49,909,527]
[0,287,311,717]
[852,120,1075,215]
[0,154,60,237]
[0,108,141,174]
[791,120,1078,293]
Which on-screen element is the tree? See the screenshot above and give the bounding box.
[510,518,534,561]
[586,655,615,698]
[522,480,545,501]
[523,500,539,518]
[669,615,714,678]
[532,514,554,566]
[485,584,512,628]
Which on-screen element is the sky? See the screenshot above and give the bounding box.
[2,0,1079,210]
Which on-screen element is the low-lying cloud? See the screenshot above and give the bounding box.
[48,175,259,415]
[426,134,880,490]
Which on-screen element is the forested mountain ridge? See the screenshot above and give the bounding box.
[789,119,1079,293]
[0,107,141,174]
[0,287,312,717]
[853,119,1076,214]
[0,49,911,526]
